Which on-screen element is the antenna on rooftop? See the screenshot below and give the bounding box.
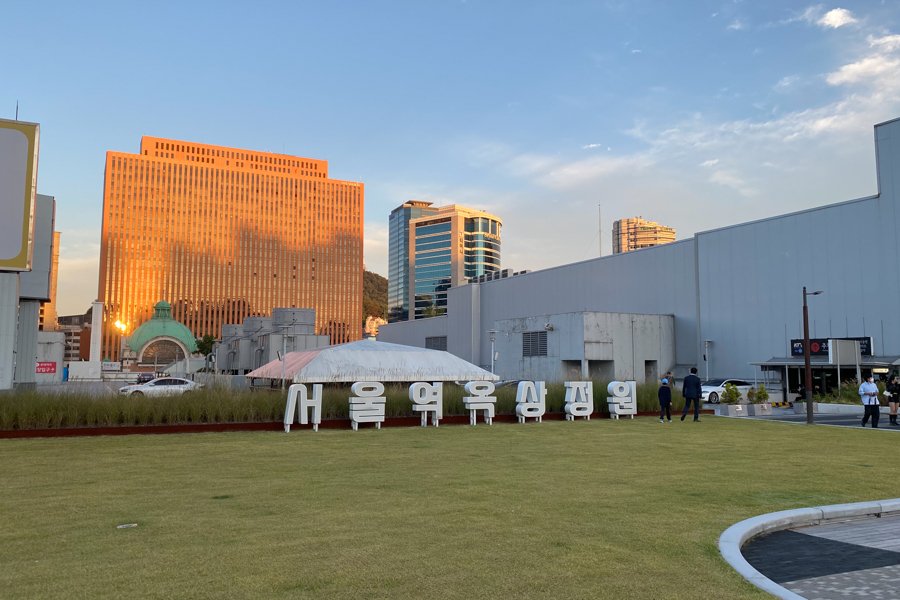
[598,204,602,258]
[15,101,18,121]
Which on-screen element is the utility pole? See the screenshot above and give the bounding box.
[802,287,824,425]
[598,204,602,258]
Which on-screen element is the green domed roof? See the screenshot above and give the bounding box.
[127,301,199,354]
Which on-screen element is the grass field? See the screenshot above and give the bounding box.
[1,416,896,599]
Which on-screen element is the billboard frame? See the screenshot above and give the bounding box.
[0,117,40,271]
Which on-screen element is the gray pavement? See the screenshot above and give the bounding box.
[743,514,900,599]
[736,407,900,431]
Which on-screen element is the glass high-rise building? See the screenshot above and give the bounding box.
[97,136,364,360]
[388,203,501,321]
[387,201,438,322]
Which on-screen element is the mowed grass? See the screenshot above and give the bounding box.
[1,417,895,599]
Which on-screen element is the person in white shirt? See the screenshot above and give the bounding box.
[859,375,880,428]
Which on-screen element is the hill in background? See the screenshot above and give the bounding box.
[363,271,387,322]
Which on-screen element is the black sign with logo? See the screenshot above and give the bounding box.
[791,337,873,357]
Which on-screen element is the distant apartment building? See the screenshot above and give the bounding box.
[57,310,92,364]
[364,315,387,338]
[97,136,364,360]
[612,217,676,254]
[388,203,501,321]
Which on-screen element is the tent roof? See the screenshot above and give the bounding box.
[246,339,499,383]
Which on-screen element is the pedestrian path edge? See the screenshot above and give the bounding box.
[718,498,900,600]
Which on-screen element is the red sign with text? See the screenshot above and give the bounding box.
[36,362,57,374]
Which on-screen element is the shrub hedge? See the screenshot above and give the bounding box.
[0,380,686,430]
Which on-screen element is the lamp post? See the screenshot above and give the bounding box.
[279,322,297,390]
[488,330,497,374]
[802,287,824,425]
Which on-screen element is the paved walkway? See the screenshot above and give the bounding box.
[743,514,900,598]
[737,407,900,431]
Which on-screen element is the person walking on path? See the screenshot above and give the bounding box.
[859,375,881,428]
[659,379,672,422]
[887,375,900,426]
[681,367,702,422]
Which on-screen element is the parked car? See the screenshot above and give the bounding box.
[119,377,202,397]
[701,379,752,404]
[135,372,155,384]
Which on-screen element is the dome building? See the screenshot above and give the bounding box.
[121,301,199,371]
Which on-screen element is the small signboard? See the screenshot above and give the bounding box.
[792,337,873,357]
[36,362,57,374]
[101,361,122,372]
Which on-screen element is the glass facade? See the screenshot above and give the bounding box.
[408,208,501,320]
[463,217,501,280]
[387,202,438,322]
[98,136,364,360]
[413,219,452,319]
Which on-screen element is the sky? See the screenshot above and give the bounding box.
[3,1,900,316]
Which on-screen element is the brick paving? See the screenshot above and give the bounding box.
[742,514,900,598]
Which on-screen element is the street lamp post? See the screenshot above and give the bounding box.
[488,330,497,374]
[802,287,824,425]
[279,322,297,390]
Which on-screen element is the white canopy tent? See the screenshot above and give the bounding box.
[246,339,498,383]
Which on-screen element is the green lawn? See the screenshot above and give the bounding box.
[1,417,895,599]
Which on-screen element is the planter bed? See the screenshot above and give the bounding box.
[0,409,716,439]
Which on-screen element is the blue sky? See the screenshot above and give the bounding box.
[3,1,900,315]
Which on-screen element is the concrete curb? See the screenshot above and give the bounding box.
[718,498,900,600]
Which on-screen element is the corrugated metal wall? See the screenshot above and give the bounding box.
[379,118,900,381]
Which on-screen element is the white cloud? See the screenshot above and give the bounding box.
[709,170,757,196]
[537,155,653,189]
[631,49,641,54]
[727,20,745,31]
[826,55,900,85]
[582,143,603,149]
[817,8,857,29]
[869,34,900,52]
[774,75,800,91]
[700,159,719,167]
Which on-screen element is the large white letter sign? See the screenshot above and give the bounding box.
[284,383,323,432]
[464,381,496,425]
[515,381,546,423]
[349,382,386,430]
[409,382,443,427]
[607,381,637,419]
[564,382,593,421]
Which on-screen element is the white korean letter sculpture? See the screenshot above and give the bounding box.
[564,382,593,421]
[410,382,443,427]
[284,383,324,432]
[607,381,637,419]
[515,381,546,423]
[464,381,496,425]
[349,382,386,430]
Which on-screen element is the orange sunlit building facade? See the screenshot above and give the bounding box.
[98,136,363,361]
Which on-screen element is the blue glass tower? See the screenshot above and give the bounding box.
[387,201,438,322]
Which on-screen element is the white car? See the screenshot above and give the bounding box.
[701,379,752,404]
[119,377,202,397]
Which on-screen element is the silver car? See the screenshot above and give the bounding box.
[700,379,752,404]
[119,377,202,397]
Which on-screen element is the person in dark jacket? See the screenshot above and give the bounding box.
[681,367,702,422]
[658,379,672,422]
[887,375,900,426]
